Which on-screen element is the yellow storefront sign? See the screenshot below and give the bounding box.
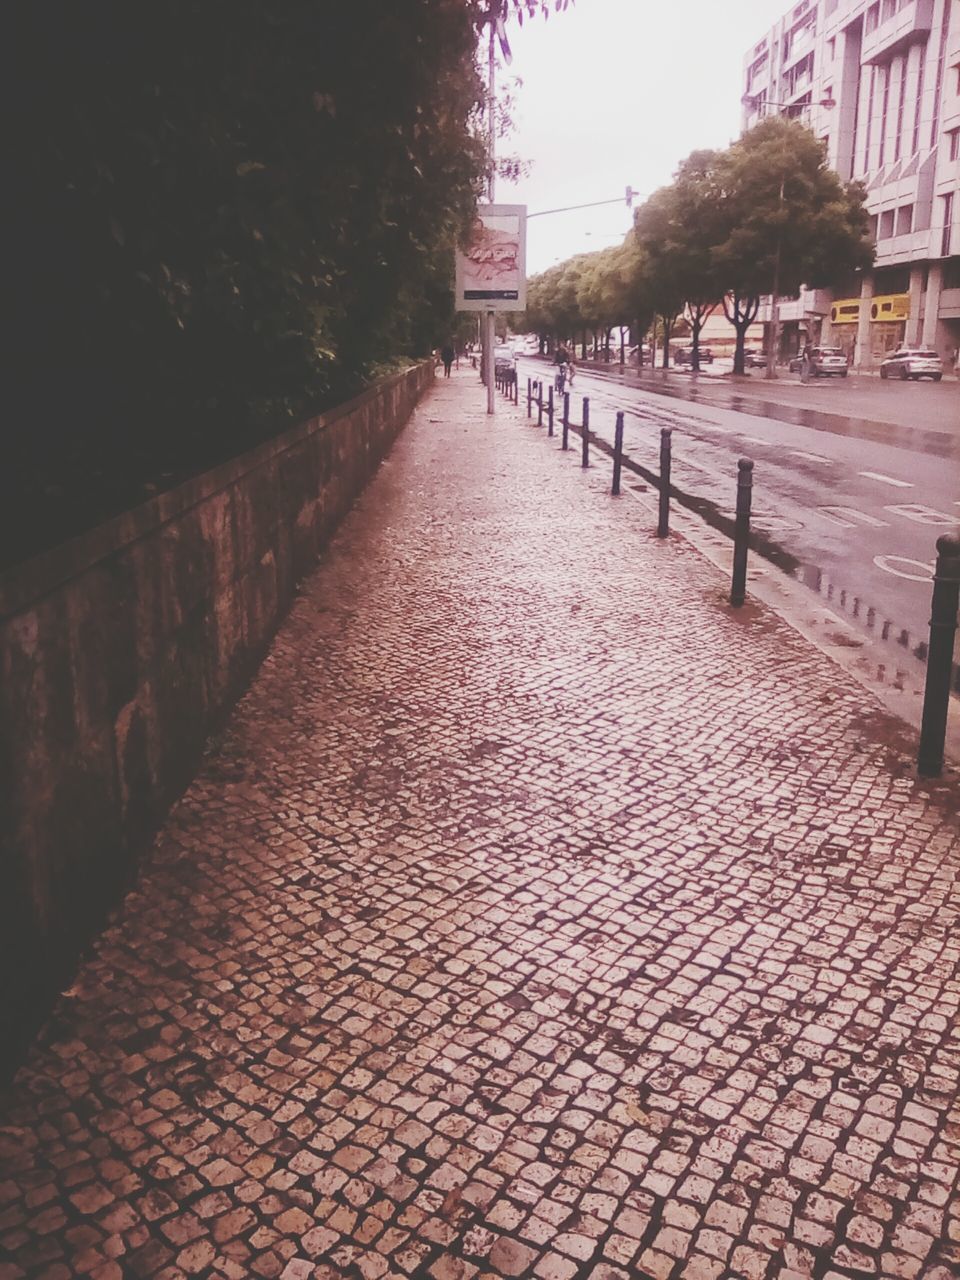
[869,293,910,322]
[831,298,860,324]
[830,294,910,324]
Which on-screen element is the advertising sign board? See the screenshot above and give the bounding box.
[455,204,527,312]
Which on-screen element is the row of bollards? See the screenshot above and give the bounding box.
[495,367,519,403]
[513,372,958,777]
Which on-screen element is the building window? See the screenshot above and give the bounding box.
[949,129,960,162]
[894,58,906,162]
[869,215,879,242]
[879,209,895,238]
[942,192,954,258]
[878,64,890,167]
[912,55,924,155]
[881,0,895,21]
[895,205,913,236]
[866,3,880,35]
[943,257,960,289]
[864,65,877,171]
[825,0,838,14]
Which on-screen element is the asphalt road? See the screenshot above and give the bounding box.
[516,357,960,675]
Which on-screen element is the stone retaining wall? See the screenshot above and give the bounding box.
[0,362,433,1068]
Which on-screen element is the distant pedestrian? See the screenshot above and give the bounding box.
[799,342,812,384]
[440,342,455,377]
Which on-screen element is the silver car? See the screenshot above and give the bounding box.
[879,348,944,381]
[788,346,849,377]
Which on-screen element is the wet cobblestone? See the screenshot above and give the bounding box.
[1,370,958,1279]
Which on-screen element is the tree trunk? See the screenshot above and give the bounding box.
[661,314,672,369]
[690,315,702,373]
[723,292,759,376]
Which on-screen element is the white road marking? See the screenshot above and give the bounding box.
[858,471,913,488]
[873,555,935,582]
[883,503,957,526]
[790,450,831,463]
[816,507,889,528]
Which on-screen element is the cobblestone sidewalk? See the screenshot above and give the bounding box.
[1,370,958,1280]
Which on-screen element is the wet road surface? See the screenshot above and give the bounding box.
[518,360,960,681]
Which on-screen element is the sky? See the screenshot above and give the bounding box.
[494,0,787,275]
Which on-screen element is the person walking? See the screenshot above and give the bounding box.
[440,342,455,378]
[799,342,812,384]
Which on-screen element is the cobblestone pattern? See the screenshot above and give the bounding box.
[1,371,958,1280]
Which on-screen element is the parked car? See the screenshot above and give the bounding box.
[787,346,849,377]
[743,349,767,368]
[879,348,944,381]
[493,344,515,375]
[673,345,714,365]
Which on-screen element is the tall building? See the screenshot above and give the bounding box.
[742,0,960,369]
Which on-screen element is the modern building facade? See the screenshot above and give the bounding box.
[742,0,960,370]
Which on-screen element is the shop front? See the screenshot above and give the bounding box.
[829,293,909,364]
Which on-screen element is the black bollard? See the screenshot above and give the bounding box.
[547,386,555,436]
[730,459,754,607]
[527,377,532,416]
[537,382,544,426]
[581,397,590,468]
[657,428,672,537]
[612,411,625,495]
[562,392,570,450]
[917,534,960,777]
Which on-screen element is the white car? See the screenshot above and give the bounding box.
[879,348,944,381]
[493,345,515,375]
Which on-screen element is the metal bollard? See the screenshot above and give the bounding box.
[917,534,960,777]
[658,428,672,537]
[547,386,555,436]
[612,411,624,495]
[537,382,544,426]
[562,392,570,450]
[730,459,754,607]
[527,377,532,416]
[581,397,590,467]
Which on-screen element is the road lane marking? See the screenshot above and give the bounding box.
[790,450,831,463]
[873,555,935,582]
[858,471,913,488]
[816,507,889,528]
[883,503,957,525]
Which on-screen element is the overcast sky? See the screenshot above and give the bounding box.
[495,0,786,275]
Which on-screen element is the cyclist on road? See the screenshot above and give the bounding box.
[554,342,569,394]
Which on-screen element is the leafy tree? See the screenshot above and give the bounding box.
[8,0,487,533]
[634,151,724,371]
[630,203,685,370]
[713,117,873,374]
